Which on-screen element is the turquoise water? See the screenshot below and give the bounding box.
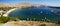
[8,7,60,22]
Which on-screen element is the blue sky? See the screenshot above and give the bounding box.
[0,0,60,6]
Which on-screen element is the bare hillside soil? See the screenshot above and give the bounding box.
[0,21,60,26]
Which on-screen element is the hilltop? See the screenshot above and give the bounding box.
[0,3,60,11]
[0,3,42,11]
[0,3,41,8]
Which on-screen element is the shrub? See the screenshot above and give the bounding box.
[39,24,46,26]
[57,21,60,24]
[0,16,20,23]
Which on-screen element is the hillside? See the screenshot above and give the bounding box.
[0,3,40,8]
[0,3,41,11]
[0,21,60,26]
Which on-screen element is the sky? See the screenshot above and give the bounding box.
[0,0,60,6]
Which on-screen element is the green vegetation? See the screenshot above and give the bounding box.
[0,16,20,23]
[56,21,60,24]
[40,24,46,26]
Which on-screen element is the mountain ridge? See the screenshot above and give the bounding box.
[0,3,41,8]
